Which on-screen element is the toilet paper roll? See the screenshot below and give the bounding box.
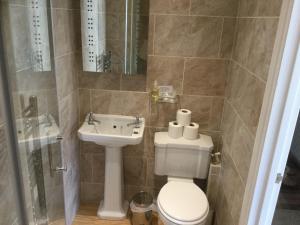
[168,121,183,139]
[176,109,192,126]
[183,122,199,140]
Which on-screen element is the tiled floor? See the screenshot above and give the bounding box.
[72,204,163,225]
[272,209,300,225]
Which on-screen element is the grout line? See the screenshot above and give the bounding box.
[147,54,231,60]
[225,98,256,140]
[218,17,225,58]
[188,0,192,16]
[231,59,267,84]
[78,87,226,99]
[89,89,92,113]
[229,17,239,61]
[54,50,81,60]
[181,58,187,95]
[237,16,280,19]
[152,13,236,18]
[16,66,32,73]
[152,15,156,54]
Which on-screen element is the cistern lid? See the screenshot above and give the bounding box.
[154,132,213,151]
[158,181,209,224]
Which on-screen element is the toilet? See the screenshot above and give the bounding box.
[154,132,214,225]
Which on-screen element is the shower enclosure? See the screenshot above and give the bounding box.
[0,0,66,225]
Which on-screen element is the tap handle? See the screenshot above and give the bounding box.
[135,115,141,122]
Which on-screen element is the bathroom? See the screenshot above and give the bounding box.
[0,0,299,225]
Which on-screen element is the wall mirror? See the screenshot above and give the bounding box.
[80,0,149,75]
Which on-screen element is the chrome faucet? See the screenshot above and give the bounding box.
[127,116,142,127]
[88,112,101,125]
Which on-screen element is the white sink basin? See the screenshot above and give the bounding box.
[78,114,145,147]
[16,114,60,152]
[78,113,145,220]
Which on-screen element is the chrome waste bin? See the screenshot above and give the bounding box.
[129,191,153,225]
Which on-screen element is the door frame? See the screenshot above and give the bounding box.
[239,0,300,224]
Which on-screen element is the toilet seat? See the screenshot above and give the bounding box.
[157,181,209,225]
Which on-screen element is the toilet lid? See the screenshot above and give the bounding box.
[158,181,209,224]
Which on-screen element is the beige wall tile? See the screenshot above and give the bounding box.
[120,75,147,92]
[147,56,184,94]
[59,91,79,139]
[246,18,279,81]
[183,59,228,96]
[15,69,56,92]
[233,18,279,81]
[220,153,245,224]
[80,182,104,203]
[214,186,235,225]
[238,0,282,17]
[150,102,178,127]
[92,154,105,183]
[0,93,3,125]
[91,90,149,119]
[230,118,254,184]
[56,54,78,100]
[226,62,265,134]
[78,72,121,90]
[80,154,93,182]
[148,15,155,55]
[209,97,224,130]
[221,101,237,150]
[206,173,220,210]
[180,95,211,130]
[80,141,105,154]
[220,18,237,59]
[190,0,239,16]
[124,156,147,186]
[154,15,222,57]
[150,0,190,15]
[52,9,81,57]
[233,18,255,68]
[78,89,91,123]
[51,0,80,9]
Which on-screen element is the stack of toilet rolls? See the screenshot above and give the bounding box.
[168,109,199,140]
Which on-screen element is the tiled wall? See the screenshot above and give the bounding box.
[214,0,282,224]
[51,1,81,224]
[79,0,239,203]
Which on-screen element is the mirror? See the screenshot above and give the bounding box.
[80,0,149,75]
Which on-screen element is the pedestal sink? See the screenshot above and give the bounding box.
[78,113,145,220]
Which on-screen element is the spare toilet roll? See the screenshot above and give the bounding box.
[183,122,199,140]
[168,121,183,139]
[176,109,192,126]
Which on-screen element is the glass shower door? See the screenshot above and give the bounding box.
[0,1,66,225]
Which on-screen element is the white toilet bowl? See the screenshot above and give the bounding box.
[157,180,209,225]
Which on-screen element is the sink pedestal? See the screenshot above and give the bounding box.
[97,146,128,219]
